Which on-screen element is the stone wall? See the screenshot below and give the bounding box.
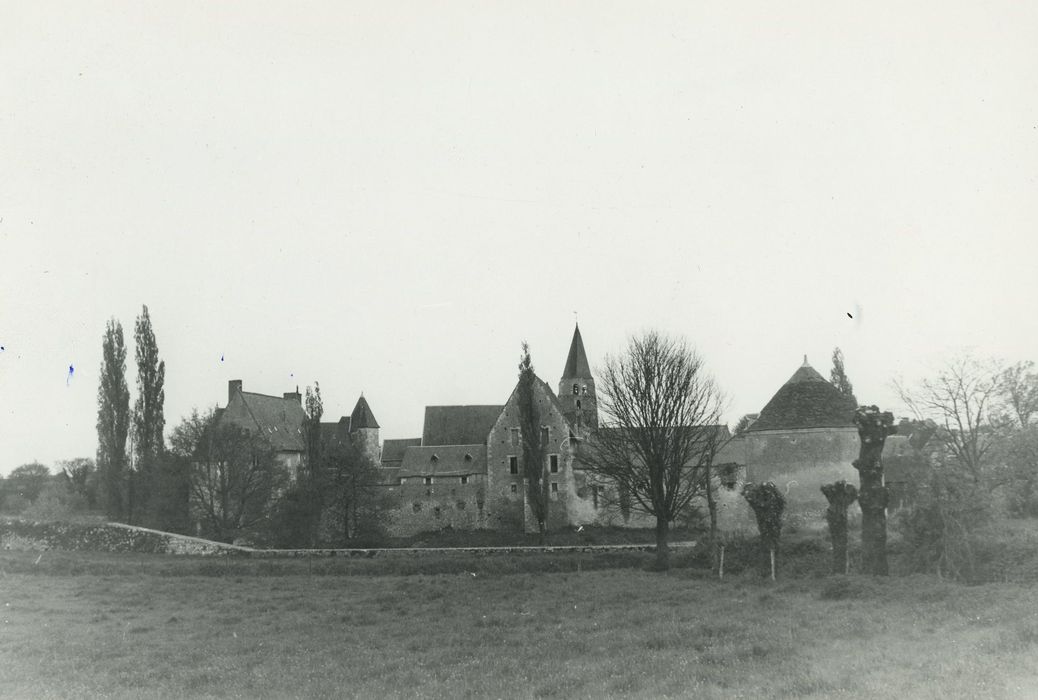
[385,476,488,536]
[742,427,860,524]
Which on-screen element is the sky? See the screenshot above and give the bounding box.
[2,2,1037,475]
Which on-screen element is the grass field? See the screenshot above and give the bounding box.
[1,551,1037,699]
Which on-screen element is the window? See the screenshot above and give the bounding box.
[572,383,579,395]
[460,476,468,485]
[576,400,581,410]
[540,426,549,446]
[424,476,433,485]
[464,453,472,462]
[510,483,518,494]
[412,502,422,513]
[431,454,439,463]
[550,482,558,495]
[549,454,559,473]
[582,385,588,395]
[509,456,518,474]
[510,428,520,446]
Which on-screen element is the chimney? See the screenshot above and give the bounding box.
[283,390,302,404]
[228,379,243,404]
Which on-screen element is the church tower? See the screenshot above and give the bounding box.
[349,395,381,463]
[558,323,598,433]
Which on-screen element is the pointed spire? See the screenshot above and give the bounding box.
[563,323,592,379]
[802,354,809,367]
[350,394,380,430]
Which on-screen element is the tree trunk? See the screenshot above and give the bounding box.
[853,407,897,576]
[705,462,719,571]
[537,520,547,546]
[822,481,857,575]
[654,518,670,570]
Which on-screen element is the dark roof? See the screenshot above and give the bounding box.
[748,359,857,432]
[319,417,352,450]
[398,445,487,478]
[382,437,422,464]
[422,405,503,446]
[351,395,380,430]
[236,391,307,452]
[562,323,592,379]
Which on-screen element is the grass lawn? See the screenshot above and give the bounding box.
[1,552,1037,698]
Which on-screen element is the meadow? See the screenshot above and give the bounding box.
[1,549,1037,699]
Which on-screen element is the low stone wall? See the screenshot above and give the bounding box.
[0,519,249,556]
[1,517,694,558]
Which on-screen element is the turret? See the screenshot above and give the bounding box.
[558,323,597,432]
[349,394,381,463]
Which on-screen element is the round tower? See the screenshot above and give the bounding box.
[349,394,381,463]
[558,323,598,434]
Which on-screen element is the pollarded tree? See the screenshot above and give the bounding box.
[132,304,166,524]
[583,330,726,570]
[517,342,550,544]
[97,318,131,521]
[742,482,785,580]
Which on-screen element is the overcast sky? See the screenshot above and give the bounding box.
[2,2,1036,474]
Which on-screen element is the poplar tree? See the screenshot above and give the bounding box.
[97,319,130,521]
[132,305,166,523]
[517,343,550,544]
[831,347,855,401]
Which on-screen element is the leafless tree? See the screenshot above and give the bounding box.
[895,355,1003,485]
[999,361,1038,428]
[583,331,725,570]
[172,408,286,542]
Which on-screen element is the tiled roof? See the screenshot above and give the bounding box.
[382,437,422,464]
[562,323,592,379]
[422,405,503,446]
[235,391,307,452]
[748,360,857,432]
[351,395,380,430]
[398,445,488,478]
[319,418,352,450]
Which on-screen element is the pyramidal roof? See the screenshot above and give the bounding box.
[350,395,380,430]
[748,356,857,432]
[562,323,592,379]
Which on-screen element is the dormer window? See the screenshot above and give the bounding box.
[424,476,433,485]
[431,454,439,462]
[464,453,473,462]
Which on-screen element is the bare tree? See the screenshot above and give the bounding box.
[895,355,1003,485]
[999,361,1038,428]
[583,331,725,570]
[517,342,550,544]
[173,408,286,542]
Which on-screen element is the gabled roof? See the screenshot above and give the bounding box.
[351,395,379,430]
[232,391,307,452]
[422,405,503,446]
[562,323,592,379]
[319,417,352,450]
[748,358,857,432]
[382,437,422,464]
[398,445,487,478]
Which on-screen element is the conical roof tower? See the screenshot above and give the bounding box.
[559,323,597,431]
[747,356,857,432]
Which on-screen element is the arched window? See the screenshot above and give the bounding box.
[572,383,580,395]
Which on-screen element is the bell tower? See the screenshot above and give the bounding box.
[558,323,597,433]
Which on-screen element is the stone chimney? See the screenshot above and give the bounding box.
[228,379,243,404]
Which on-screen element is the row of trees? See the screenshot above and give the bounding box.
[96,306,179,527]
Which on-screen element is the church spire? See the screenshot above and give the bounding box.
[563,323,592,379]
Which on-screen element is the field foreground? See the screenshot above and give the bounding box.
[1,553,1037,699]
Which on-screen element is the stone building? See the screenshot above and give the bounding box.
[739,357,860,522]
[216,380,381,479]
